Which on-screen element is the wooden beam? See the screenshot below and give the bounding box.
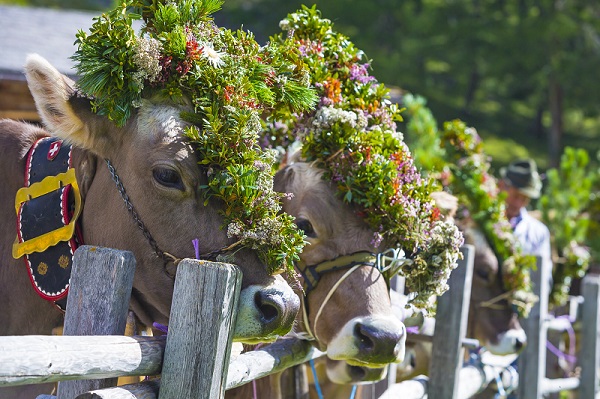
[70,338,324,398]
[0,110,40,121]
[157,260,242,399]
[579,274,600,399]
[378,376,428,399]
[57,246,136,399]
[427,245,474,399]
[0,335,165,386]
[517,256,549,399]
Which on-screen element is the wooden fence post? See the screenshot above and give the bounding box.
[158,260,242,399]
[517,256,549,399]
[280,364,309,399]
[578,274,600,399]
[428,244,474,399]
[57,246,136,399]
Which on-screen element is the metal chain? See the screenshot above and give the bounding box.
[104,159,238,267]
[105,159,176,264]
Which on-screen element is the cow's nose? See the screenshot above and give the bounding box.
[254,288,299,331]
[347,364,387,382]
[354,321,405,363]
[514,334,526,352]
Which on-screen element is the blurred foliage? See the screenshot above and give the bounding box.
[539,147,596,306]
[400,93,445,173]
[401,94,599,303]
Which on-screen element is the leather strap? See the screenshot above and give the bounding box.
[14,137,83,310]
[296,251,377,294]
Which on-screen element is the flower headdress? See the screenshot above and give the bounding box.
[440,119,538,317]
[72,0,318,275]
[262,6,464,312]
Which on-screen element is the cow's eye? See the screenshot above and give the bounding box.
[296,218,316,238]
[475,267,491,283]
[153,167,185,191]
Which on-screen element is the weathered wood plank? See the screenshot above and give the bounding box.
[158,260,242,399]
[541,376,580,394]
[579,274,600,399]
[517,256,549,399]
[226,338,323,390]
[0,335,165,386]
[378,376,428,399]
[72,338,324,398]
[77,380,160,399]
[427,244,474,399]
[57,246,136,399]
[280,365,309,399]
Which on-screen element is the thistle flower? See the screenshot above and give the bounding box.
[200,42,226,68]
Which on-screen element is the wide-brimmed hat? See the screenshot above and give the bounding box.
[500,158,543,199]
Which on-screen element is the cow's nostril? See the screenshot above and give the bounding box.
[514,337,525,351]
[347,365,367,381]
[354,323,375,350]
[352,321,405,363]
[254,290,281,324]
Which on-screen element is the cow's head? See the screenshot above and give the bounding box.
[24,54,300,343]
[275,162,406,368]
[464,225,526,355]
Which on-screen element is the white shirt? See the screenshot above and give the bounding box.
[511,207,553,289]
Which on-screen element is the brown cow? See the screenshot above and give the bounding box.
[226,162,407,398]
[312,205,527,391]
[275,162,406,368]
[0,55,300,396]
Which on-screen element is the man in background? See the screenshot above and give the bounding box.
[498,159,553,399]
[498,158,552,280]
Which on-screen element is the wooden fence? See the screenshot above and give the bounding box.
[371,250,600,399]
[1,245,598,399]
[0,245,324,398]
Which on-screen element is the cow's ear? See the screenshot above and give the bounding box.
[24,54,114,156]
[273,164,296,193]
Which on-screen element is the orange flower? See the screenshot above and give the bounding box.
[323,78,342,104]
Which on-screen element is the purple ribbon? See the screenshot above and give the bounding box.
[192,238,200,260]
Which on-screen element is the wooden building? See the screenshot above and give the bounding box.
[0,5,100,122]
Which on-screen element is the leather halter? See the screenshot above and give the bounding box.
[296,251,377,294]
[13,137,83,310]
[296,248,408,341]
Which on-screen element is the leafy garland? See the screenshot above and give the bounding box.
[262,6,464,312]
[539,147,593,307]
[72,0,318,275]
[440,119,538,317]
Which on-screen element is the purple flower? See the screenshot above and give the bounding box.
[349,63,375,84]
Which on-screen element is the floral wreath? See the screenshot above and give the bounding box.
[261,6,464,312]
[440,119,538,317]
[72,0,318,275]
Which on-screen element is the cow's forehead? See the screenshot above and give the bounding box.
[137,102,188,143]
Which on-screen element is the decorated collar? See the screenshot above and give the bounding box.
[14,137,83,310]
